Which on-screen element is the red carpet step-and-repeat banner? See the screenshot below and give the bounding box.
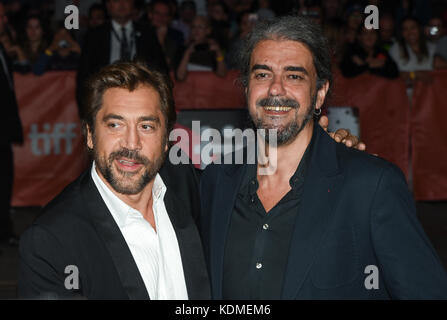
[11,70,447,206]
[12,72,89,207]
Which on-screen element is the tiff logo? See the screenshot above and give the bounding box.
[29,123,77,156]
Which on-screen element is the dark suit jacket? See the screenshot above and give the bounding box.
[18,161,210,300]
[0,43,23,146]
[76,21,168,116]
[200,125,447,299]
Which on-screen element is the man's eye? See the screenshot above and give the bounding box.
[108,123,120,128]
[141,124,154,131]
[288,74,303,80]
[255,73,269,79]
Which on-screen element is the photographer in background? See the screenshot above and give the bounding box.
[33,27,81,75]
[176,15,226,81]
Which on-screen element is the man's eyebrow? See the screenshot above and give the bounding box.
[284,66,309,75]
[251,64,273,72]
[101,114,160,123]
[102,114,123,122]
[138,116,160,123]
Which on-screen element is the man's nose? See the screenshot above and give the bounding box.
[122,125,142,151]
[268,75,286,96]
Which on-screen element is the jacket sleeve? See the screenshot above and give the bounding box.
[371,164,447,299]
[18,224,83,299]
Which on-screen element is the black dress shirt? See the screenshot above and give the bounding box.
[222,133,315,299]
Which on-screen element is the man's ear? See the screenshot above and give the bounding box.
[86,125,94,150]
[315,81,330,111]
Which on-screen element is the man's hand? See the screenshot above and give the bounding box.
[319,115,366,151]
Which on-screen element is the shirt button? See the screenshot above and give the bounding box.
[256,262,262,269]
[263,224,269,230]
[251,197,255,203]
[251,180,256,185]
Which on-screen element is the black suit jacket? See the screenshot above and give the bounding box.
[76,21,168,115]
[18,161,210,300]
[200,125,447,299]
[0,43,23,146]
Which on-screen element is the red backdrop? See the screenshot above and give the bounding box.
[411,71,447,200]
[11,70,447,206]
[12,72,89,206]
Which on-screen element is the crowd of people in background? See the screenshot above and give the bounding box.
[0,0,447,86]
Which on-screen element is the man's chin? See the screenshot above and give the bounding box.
[109,173,149,195]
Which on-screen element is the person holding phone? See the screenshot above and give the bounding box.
[32,27,81,75]
[176,15,226,81]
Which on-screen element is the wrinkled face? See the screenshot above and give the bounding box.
[247,40,328,146]
[359,29,378,49]
[402,19,420,45]
[26,18,43,42]
[87,86,168,195]
[107,0,134,23]
[191,17,210,42]
[149,3,171,28]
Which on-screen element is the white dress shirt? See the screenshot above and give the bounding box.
[91,162,188,300]
[110,20,137,63]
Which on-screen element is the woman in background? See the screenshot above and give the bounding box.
[389,16,436,87]
[8,15,49,73]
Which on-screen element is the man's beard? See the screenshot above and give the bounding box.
[253,94,317,146]
[92,137,167,195]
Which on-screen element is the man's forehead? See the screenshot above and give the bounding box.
[100,86,162,114]
[250,39,315,71]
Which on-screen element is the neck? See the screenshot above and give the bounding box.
[258,120,314,181]
[96,166,155,216]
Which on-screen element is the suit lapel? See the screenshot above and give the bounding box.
[163,189,211,299]
[281,126,345,299]
[210,164,246,299]
[80,171,149,300]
